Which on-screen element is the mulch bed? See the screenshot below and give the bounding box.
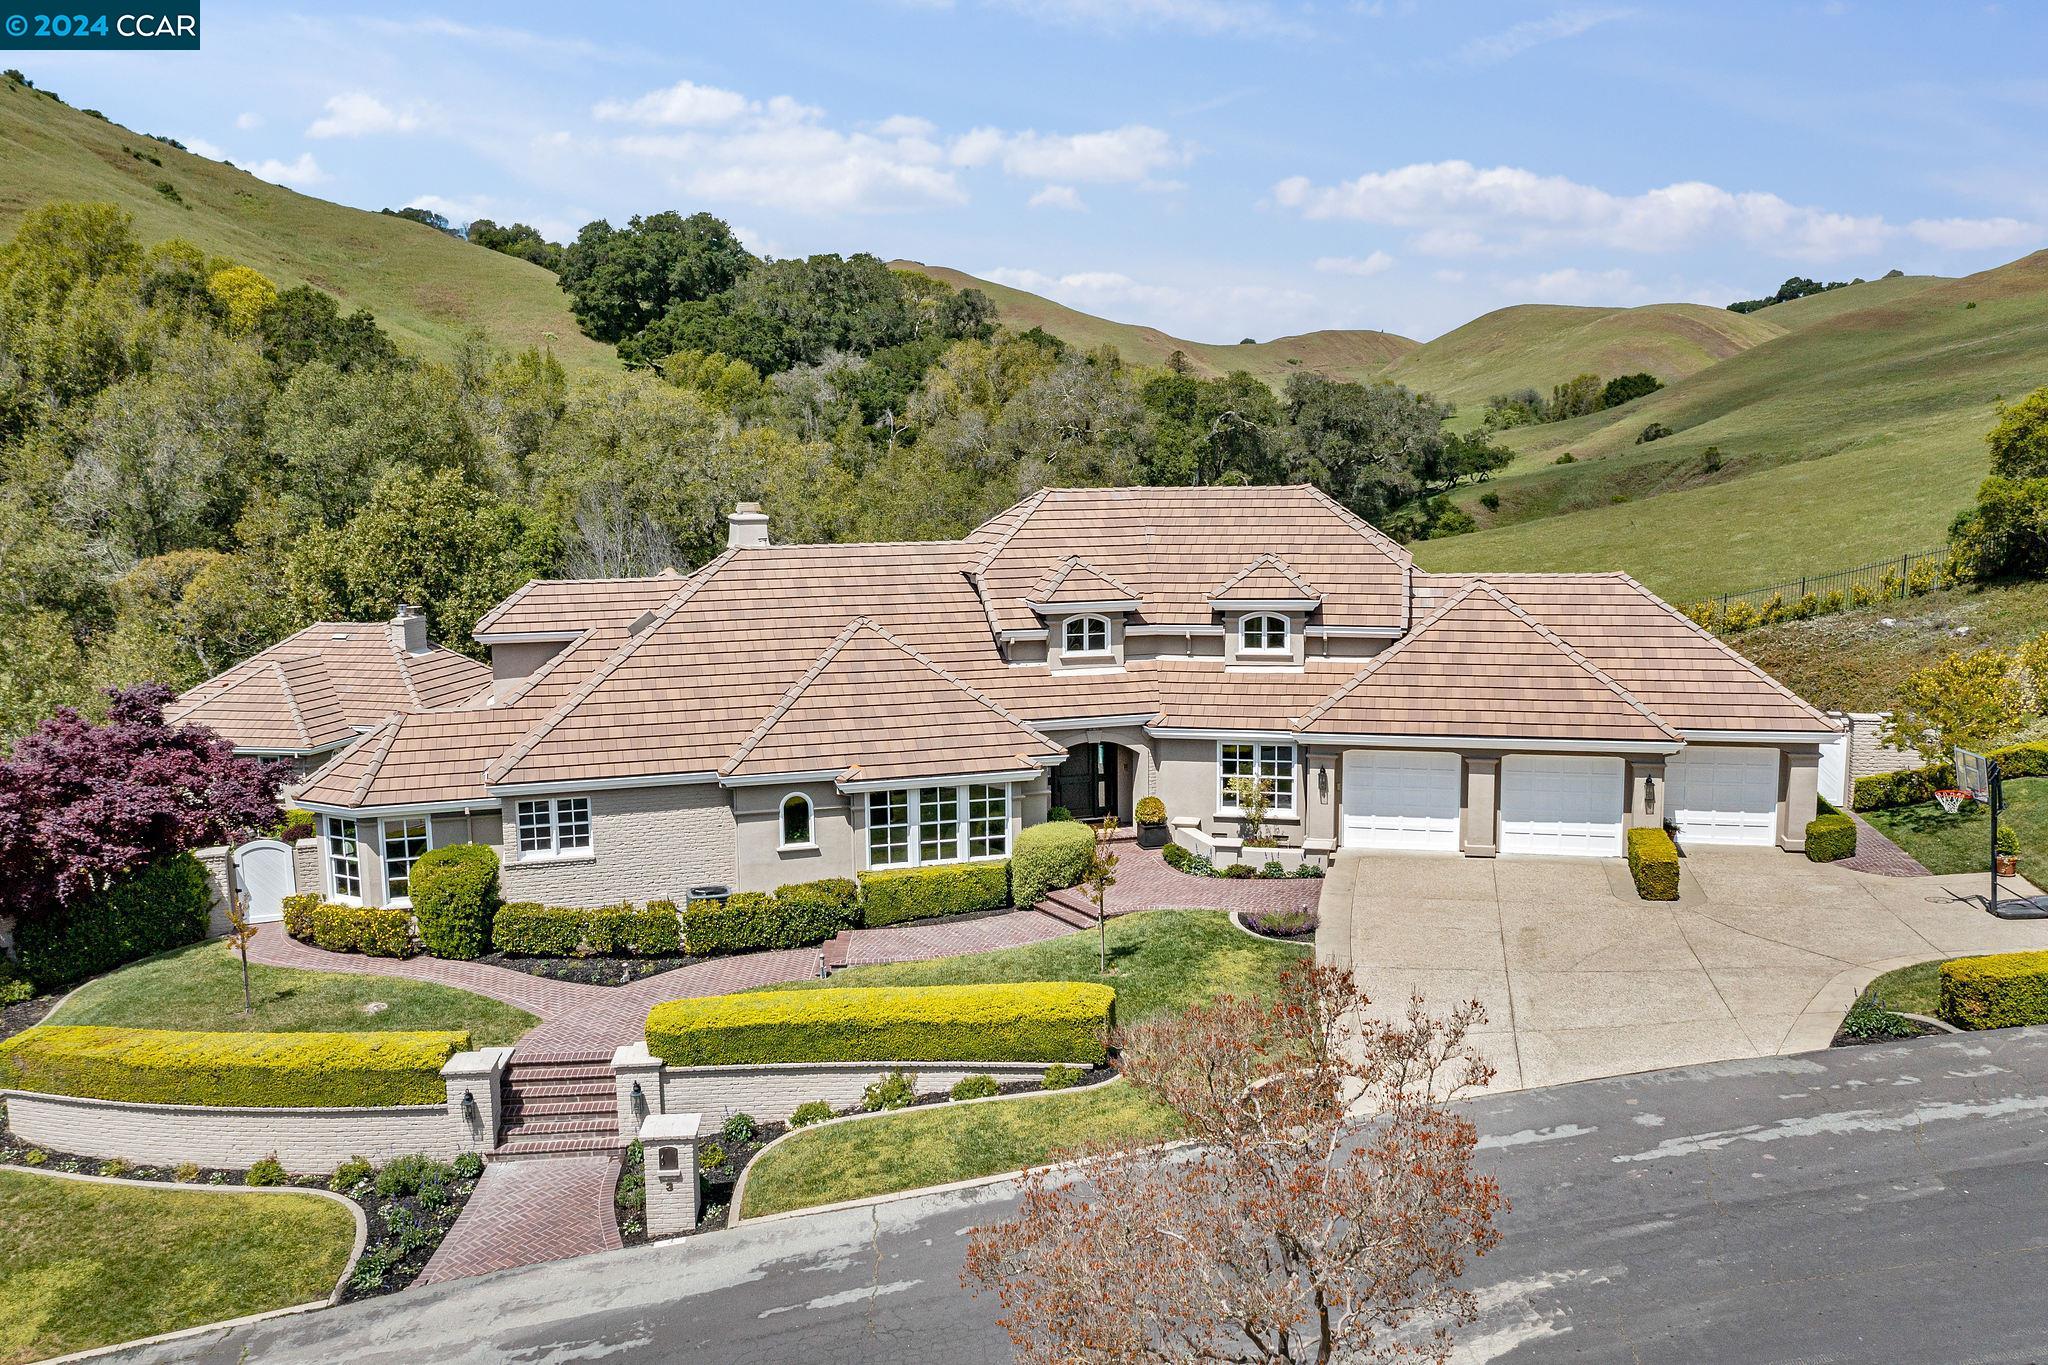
[0,993,59,1044]
[0,1123,480,1302]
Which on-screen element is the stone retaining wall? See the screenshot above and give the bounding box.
[1,1090,463,1172]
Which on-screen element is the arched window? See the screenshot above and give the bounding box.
[1063,614,1111,656]
[780,792,813,848]
[1240,613,1289,654]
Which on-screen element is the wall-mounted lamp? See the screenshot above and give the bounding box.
[1317,766,1330,802]
[631,1079,647,1120]
[1644,776,1658,818]
[461,1089,479,1134]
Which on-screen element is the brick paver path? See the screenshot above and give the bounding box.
[247,923,607,1018]
[1839,814,1934,878]
[1107,842,1325,915]
[416,1154,622,1285]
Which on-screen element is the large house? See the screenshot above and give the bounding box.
[206,487,1835,910]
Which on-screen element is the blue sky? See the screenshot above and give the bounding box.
[24,1,2048,340]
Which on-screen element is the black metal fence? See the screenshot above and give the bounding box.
[1705,546,1954,614]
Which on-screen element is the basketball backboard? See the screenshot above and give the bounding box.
[1956,748,1991,802]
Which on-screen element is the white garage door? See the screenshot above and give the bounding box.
[1667,746,1780,847]
[1500,755,1624,857]
[1342,750,1462,852]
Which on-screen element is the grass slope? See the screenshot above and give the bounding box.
[0,80,613,372]
[893,260,1415,384]
[0,1168,354,1363]
[1415,251,2048,600]
[49,940,535,1046]
[1864,777,2048,876]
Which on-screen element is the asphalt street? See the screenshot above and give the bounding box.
[117,1028,2048,1364]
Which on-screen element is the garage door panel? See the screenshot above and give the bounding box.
[1668,747,1779,847]
[1500,755,1623,857]
[1343,751,1461,852]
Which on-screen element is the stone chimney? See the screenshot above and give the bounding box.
[390,603,429,654]
[727,502,770,550]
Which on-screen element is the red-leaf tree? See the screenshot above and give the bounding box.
[964,963,1505,1363]
[0,684,281,919]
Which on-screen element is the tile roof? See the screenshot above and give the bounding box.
[1209,554,1322,604]
[471,574,688,638]
[1024,557,1142,608]
[169,623,491,755]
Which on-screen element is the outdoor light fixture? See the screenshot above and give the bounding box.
[1644,776,1658,816]
[631,1080,647,1120]
[1317,766,1329,801]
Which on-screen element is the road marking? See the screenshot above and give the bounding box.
[1478,1123,1595,1150]
[1612,1093,2048,1162]
[757,1279,923,1318]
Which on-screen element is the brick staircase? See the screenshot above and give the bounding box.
[492,1052,622,1161]
[1036,888,1099,930]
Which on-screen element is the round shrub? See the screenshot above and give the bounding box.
[722,1112,757,1145]
[1040,1064,1087,1090]
[698,1141,729,1171]
[862,1069,918,1111]
[409,844,499,961]
[245,1155,287,1187]
[1011,820,1096,907]
[950,1073,1000,1101]
[329,1156,374,1193]
[1134,796,1166,826]
[789,1100,835,1128]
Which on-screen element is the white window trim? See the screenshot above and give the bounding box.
[1217,741,1299,817]
[1062,614,1113,658]
[1238,613,1291,655]
[779,792,817,851]
[380,815,431,909]
[325,815,363,906]
[514,797,595,863]
[867,782,1011,870]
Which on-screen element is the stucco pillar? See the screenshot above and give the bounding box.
[1627,759,1668,830]
[1303,748,1339,861]
[1461,758,1499,857]
[442,1046,513,1152]
[640,1112,702,1237]
[612,1041,666,1134]
[1778,750,1820,852]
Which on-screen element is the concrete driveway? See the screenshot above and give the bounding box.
[1317,846,2048,1091]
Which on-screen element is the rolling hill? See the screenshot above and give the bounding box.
[892,260,1416,385]
[0,78,614,372]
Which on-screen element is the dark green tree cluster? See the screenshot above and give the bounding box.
[466,219,564,273]
[1726,275,1868,314]
[1481,371,1662,430]
[1951,387,2048,580]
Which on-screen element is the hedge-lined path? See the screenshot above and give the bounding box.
[415,1154,621,1286]
[245,923,608,1020]
[1098,842,1326,915]
[1840,815,1934,878]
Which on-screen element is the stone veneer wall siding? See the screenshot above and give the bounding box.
[1840,712,1923,784]
[498,783,736,908]
[0,1091,466,1172]
[656,1060,1079,1125]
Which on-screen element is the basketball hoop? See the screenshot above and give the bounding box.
[1935,788,1970,815]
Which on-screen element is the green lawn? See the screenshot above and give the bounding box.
[1863,777,2048,876]
[1860,959,1944,1016]
[739,1079,1177,1219]
[48,941,534,1047]
[759,909,1309,1024]
[0,1168,355,1363]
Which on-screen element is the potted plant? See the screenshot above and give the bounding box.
[1996,826,2019,877]
[1135,796,1169,849]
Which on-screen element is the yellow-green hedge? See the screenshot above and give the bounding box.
[1626,827,1680,900]
[645,983,1114,1067]
[1939,951,2048,1030]
[0,1025,468,1108]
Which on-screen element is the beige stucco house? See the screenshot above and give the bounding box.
[197,486,1836,910]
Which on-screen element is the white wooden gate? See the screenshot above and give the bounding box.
[233,839,295,924]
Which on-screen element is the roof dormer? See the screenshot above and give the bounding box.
[1206,554,1323,613]
[1022,557,1142,616]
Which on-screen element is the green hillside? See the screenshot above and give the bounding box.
[0,80,614,371]
[1744,273,1946,331]
[1413,251,2048,603]
[1378,302,1786,412]
[892,260,1416,384]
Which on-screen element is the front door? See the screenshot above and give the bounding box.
[1051,742,1120,821]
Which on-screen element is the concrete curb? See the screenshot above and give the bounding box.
[6,1164,368,1364]
[1227,909,1318,946]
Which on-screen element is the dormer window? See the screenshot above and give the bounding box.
[1063,615,1112,657]
[1241,614,1289,654]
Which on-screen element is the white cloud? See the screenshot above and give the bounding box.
[950,124,1189,185]
[1907,216,2040,250]
[989,0,1308,37]
[307,92,422,139]
[1314,250,1395,276]
[593,79,753,127]
[982,265,1321,339]
[873,114,937,139]
[1459,7,1634,64]
[1502,266,1654,304]
[182,136,227,161]
[1029,184,1087,211]
[404,193,495,226]
[1269,160,2017,261]
[248,153,328,188]
[234,111,262,131]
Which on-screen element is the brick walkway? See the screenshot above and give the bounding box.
[415,1154,622,1285]
[1106,842,1326,915]
[247,923,606,1018]
[1839,814,1933,878]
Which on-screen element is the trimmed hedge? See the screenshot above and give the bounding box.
[309,904,414,957]
[646,982,1115,1067]
[0,1024,469,1108]
[409,844,499,960]
[1939,951,2048,1030]
[1852,741,2048,812]
[1626,827,1680,900]
[681,877,860,957]
[491,901,682,957]
[858,861,1010,928]
[1011,820,1096,907]
[281,892,320,940]
[1805,803,1858,862]
[12,854,213,990]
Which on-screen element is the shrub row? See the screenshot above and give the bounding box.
[683,877,861,957]
[1010,820,1095,907]
[645,982,1115,1067]
[0,1024,469,1108]
[1805,796,1857,862]
[858,862,1009,928]
[491,901,681,957]
[1851,741,2048,811]
[1627,827,1680,900]
[283,893,414,957]
[1682,556,1962,638]
[1939,950,2048,1030]
[12,854,212,990]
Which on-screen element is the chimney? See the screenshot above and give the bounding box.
[390,603,428,654]
[727,502,770,550]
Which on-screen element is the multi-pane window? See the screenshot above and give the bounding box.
[1063,615,1110,656]
[1240,614,1289,653]
[1219,742,1296,814]
[781,793,813,847]
[382,816,429,902]
[869,783,1009,868]
[517,797,592,858]
[326,816,360,900]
